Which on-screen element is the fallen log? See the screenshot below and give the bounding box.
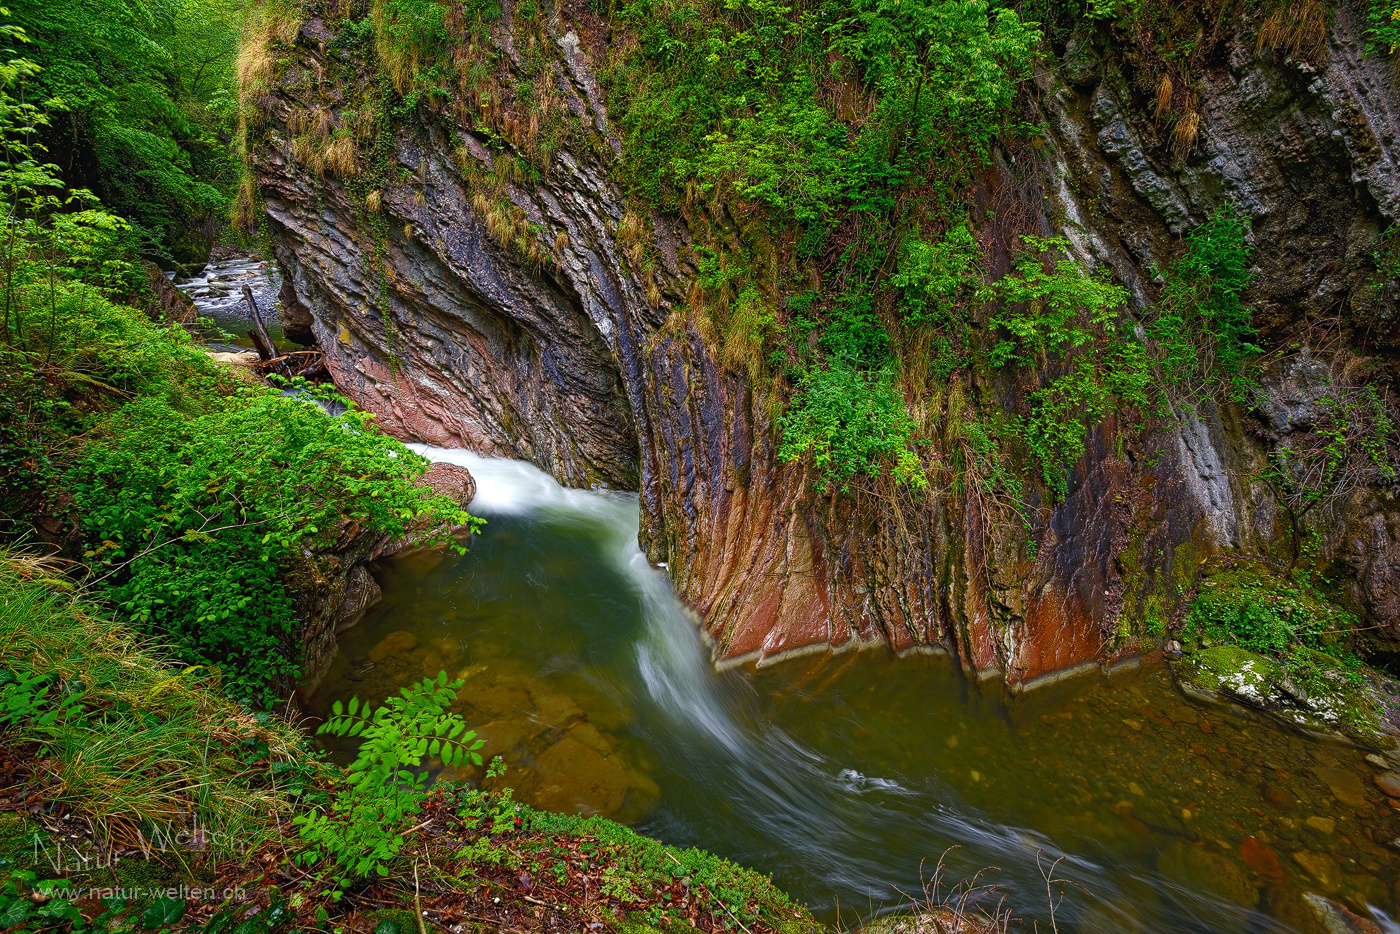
[242,283,276,362]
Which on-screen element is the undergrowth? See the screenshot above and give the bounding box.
[0,553,317,862]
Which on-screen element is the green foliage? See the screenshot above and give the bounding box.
[0,25,481,712]
[605,0,1038,216]
[1182,563,1389,735]
[70,392,478,706]
[526,810,802,931]
[985,236,1148,495]
[296,672,485,882]
[10,0,246,262]
[1022,343,1149,495]
[987,236,1127,367]
[0,39,194,516]
[698,74,846,226]
[1365,0,1400,55]
[0,669,86,733]
[1148,204,1258,402]
[1187,567,1361,664]
[891,223,980,327]
[1368,224,1400,295]
[777,361,924,493]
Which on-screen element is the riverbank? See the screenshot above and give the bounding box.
[0,552,821,934]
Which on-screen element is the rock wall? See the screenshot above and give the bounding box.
[248,0,1400,686]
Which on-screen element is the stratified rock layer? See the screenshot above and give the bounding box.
[251,1,1400,685]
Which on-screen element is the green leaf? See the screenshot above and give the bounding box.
[0,896,32,928]
[142,896,186,929]
[348,697,359,716]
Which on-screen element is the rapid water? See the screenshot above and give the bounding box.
[170,256,295,352]
[308,447,1400,934]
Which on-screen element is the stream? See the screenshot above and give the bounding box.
[306,448,1400,934]
[169,256,296,352]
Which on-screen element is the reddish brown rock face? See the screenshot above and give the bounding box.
[250,7,1400,686]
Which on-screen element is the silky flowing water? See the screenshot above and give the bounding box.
[307,448,1400,934]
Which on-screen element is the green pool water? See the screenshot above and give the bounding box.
[306,449,1400,934]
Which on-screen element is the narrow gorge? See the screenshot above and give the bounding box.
[246,0,1400,691]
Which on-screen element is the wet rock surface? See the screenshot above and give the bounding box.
[250,3,1400,685]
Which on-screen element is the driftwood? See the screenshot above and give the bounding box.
[252,349,328,380]
[242,283,276,362]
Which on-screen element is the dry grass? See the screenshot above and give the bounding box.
[322,134,360,177]
[1153,76,1173,120]
[0,551,313,857]
[1171,109,1200,159]
[366,188,383,213]
[720,289,777,382]
[237,0,301,112]
[1257,0,1329,58]
[616,211,648,266]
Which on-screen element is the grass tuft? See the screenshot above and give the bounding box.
[1257,0,1329,58]
[0,551,312,858]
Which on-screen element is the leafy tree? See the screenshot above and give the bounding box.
[10,0,246,262]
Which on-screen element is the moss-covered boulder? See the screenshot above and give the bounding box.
[1171,644,1394,747]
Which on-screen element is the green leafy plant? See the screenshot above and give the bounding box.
[12,0,247,263]
[295,672,486,883]
[983,236,1149,495]
[1265,376,1400,547]
[70,393,479,705]
[0,669,85,733]
[777,360,924,493]
[1148,203,1258,403]
[986,235,1127,367]
[891,223,981,328]
[1365,0,1400,55]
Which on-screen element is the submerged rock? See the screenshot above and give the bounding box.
[1301,893,1384,934]
[367,630,419,662]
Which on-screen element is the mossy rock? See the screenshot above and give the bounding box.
[1172,645,1388,746]
[0,815,35,871]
